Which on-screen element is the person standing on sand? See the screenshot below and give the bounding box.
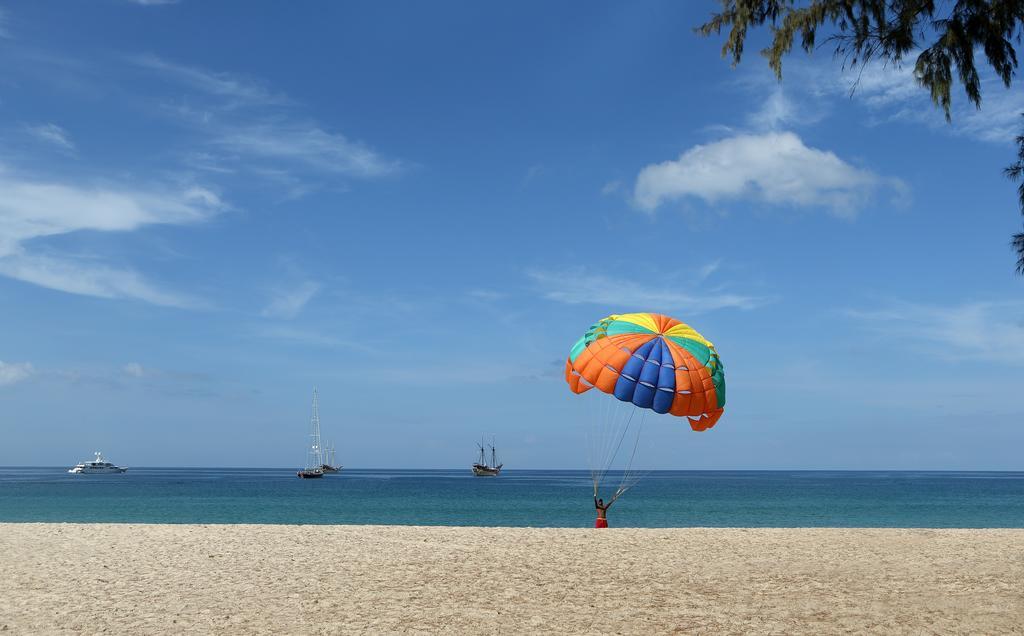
[594,497,610,528]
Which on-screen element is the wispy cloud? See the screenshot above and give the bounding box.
[216,122,399,178]
[0,169,221,307]
[742,84,829,131]
[848,301,1024,364]
[24,123,75,153]
[600,179,623,196]
[0,254,208,307]
[0,360,33,386]
[72,362,222,398]
[123,362,146,377]
[697,260,721,281]
[0,172,218,254]
[0,8,10,39]
[120,362,211,387]
[356,360,546,386]
[836,61,921,107]
[774,57,1024,145]
[528,266,764,314]
[127,0,180,6]
[250,325,370,350]
[843,61,1024,143]
[749,89,790,130]
[522,163,544,186]
[633,131,904,218]
[261,281,320,319]
[467,289,506,302]
[135,55,400,186]
[132,55,282,106]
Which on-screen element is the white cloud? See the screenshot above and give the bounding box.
[633,131,903,218]
[697,260,721,281]
[0,360,33,386]
[216,123,399,178]
[0,253,206,307]
[528,267,764,314]
[600,179,623,196]
[848,301,1024,364]
[747,88,800,130]
[837,62,921,107]
[523,164,544,185]
[132,55,281,105]
[0,169,221,306]
[467,289,505,302]
[135,56,400,184]
[123,362,145,377]
[251,325,369,351]
[795,58,1024,144]
[261,281,320,319]
[950,83,1024,143]
[0,173,217,254]
[24,123,75,153]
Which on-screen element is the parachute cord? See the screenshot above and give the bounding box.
[597,405,636,496]
[594,395,614,490]
[620,419,642,495]
[590,394,615,496]
[587,397,650,506]
[587,393,612,497]
[610,411,645,506]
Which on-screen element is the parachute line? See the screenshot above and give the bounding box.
[592,399,622,493]
[587,393,646,505]
[610,414,646,505]
[601,405,635,490]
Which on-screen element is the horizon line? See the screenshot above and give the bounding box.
[3,466,1023,473]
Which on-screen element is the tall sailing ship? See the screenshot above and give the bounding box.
[471,439,502,476]
[321,441,340,474]
[297,387,342,478]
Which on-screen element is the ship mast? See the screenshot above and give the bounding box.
[309,387,323,470]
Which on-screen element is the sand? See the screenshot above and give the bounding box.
[0,525,1021,634]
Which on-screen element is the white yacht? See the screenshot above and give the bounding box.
[68,452,127,474]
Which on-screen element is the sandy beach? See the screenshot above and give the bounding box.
[1,524,1021,634]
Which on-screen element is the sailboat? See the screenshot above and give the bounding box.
[471,439,502,476]
[321,441,341,474]
[297,387,326,479]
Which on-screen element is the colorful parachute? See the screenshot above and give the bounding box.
[565,312,725,431]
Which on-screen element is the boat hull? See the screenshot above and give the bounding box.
[297,470,324,479]
[472,464,501,477]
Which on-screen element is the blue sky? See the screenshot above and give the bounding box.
[1,1,1022,469]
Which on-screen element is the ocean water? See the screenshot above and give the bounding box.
[1,468,1022,527]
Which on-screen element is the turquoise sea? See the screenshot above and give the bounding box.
[1,468,1022,527]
